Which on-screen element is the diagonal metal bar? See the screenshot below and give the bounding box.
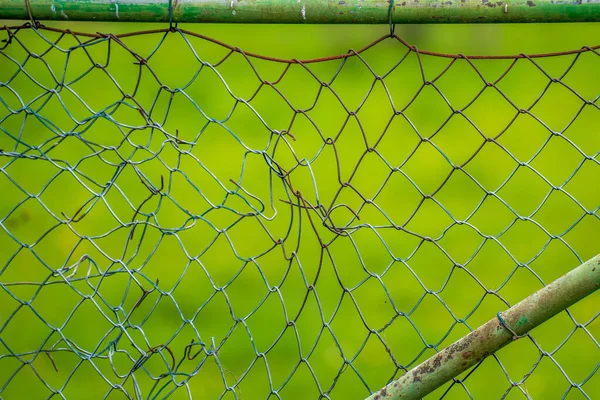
[367,254,600,400]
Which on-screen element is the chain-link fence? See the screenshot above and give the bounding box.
[0,22,599,399]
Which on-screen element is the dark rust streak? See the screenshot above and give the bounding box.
[45,351,59,372]
[148,344,176,371]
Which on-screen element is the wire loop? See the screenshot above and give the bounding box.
[168,0,177,32]
[388,0,395,37]
[497,312,527,341]
[24,0,41,29]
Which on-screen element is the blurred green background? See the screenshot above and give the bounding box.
[0,21,599,399]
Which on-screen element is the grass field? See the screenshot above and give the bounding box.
[0,21,599,399]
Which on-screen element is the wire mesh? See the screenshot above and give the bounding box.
[0,22,599,400]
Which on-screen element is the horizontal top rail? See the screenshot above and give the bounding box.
[0,0,599,24]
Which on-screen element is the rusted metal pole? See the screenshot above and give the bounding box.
[0,0,599,24]
[367,254,600,400]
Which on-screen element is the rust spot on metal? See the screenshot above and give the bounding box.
[526,0,536,5]
[446,331,476,354]
[413,363,432,383]
[371,383,389,399]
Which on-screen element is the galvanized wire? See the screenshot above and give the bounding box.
[0,22,599,400]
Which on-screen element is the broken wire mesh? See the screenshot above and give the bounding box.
[0,22,599,399]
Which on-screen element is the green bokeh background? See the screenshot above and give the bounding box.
[0,21,599,399]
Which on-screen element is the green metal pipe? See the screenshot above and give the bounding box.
[366,254,600,400]
[0,0,599,24]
